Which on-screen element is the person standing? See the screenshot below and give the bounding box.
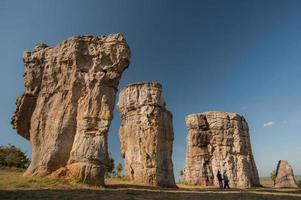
[205,176,210,186]
[217,170,223,189]
[223,171,230,189]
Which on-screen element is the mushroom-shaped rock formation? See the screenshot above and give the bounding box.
[183,111,260,188]
[274,160,298,188]
[11,34,130,185]
[117,82,176,187]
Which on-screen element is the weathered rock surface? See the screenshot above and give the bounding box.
[274,160,298,188]
[12,34,130,185]
[183,111,260,188]
[117,82,176,187]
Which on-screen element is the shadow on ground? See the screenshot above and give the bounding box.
[1,187,301,200]
[1,170,300,200]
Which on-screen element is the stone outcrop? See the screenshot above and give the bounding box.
[183,111,260,188]
[11,34,130,185]
[117,82,176,187]
[274,160,298,188]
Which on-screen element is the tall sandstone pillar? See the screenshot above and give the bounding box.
[117,82,176,187]
[11,34,130,185]
[183,111,260,188]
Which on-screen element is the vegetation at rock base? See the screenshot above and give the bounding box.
[270,170,276,185]
[105,155,115,178]
[116,163,123,177]
[0,144,30,169]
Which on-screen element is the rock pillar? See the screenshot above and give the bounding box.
[12,34,130,185]
[117,82,176,187]
[274,160,298,188]
[183,111,260,188]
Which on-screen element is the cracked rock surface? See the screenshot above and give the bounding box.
[183,111,260,188]
[117,82,176,187]
[12,33,130,185]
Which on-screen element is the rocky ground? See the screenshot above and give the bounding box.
[0,168,300,200]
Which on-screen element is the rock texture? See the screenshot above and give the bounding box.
[183,111,260,188]
[12,34,130,185]
[117,82,176,187]
[274,160,298,188]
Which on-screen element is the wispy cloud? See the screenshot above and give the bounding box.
[263,121,275,127]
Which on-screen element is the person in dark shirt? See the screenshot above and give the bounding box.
[217,170,223,189]
[205,176,210,186]
[223,171,230,189]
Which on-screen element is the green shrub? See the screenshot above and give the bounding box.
[116,163,123,177]
[0,144,30,168]
[270,170,276,185]
[105,155,115,178]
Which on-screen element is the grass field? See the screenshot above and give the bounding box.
[259,175,301,188]
[0,168,300,200]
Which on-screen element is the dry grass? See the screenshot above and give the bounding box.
[260,176,301,188]
[0,168,93,190]
[0,168,300,200]
[260,177,274,187]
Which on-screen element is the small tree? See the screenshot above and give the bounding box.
[116,163,123,178]
[179,170,184,183]
[105,155,115,178]
[0,144,30,168]
[270,170,277,185]
[112,170,117,177]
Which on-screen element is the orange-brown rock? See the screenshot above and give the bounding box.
[117,82,176,187]
[11,34,130,185]
[183,111,260,188]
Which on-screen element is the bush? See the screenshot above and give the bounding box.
[105,155,115,178]
[270,170,276,185]
[116,163,123,177]
[0,144,30,168]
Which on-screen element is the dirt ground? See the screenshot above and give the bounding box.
[1,187,301,200]
[1,168,300,200]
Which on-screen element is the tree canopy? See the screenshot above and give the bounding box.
[0,144,30,168]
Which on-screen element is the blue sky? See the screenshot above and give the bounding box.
[0,0,300,179]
